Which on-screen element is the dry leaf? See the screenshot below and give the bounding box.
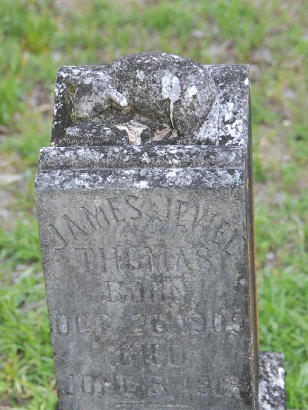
[115,120,148,145]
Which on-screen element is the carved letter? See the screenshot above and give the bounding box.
[56,314,69,334]
[48,223,67,249]
[80,205,107,229]
[125,195,142,219]
[63,214,89,239]
[107,198,125,223]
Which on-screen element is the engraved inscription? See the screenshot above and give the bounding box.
[44,195,233,241]
[42,188,249,406]
[102,279,184,304]
[52,305,245,338]
[59,371,241,400]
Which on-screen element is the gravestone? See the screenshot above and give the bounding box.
[35,52,285,409]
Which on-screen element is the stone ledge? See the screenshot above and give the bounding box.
[39,145,244,171]
[35,167,244,190]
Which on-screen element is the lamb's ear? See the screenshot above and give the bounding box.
[107,90,128,107]
[197,97,220,145]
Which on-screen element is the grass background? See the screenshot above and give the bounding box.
[0,0,307,408]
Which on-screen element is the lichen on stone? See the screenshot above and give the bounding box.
[52,52,218,146]
[51,57,250,148]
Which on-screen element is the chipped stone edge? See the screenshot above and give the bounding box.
[258,352,286,410]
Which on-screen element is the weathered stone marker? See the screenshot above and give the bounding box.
[35,53,285,409]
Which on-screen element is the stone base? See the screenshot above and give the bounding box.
[259,352,286,410]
